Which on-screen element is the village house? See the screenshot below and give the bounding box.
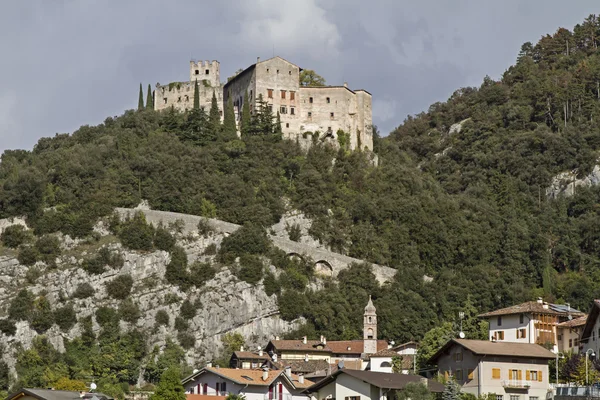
[304,369,444,400]
[430,339,555,400]
[6,389,113,400]
[479,298,585,353]
[229,347,273,369]
[182,366,311,400]
[578,300,600,357]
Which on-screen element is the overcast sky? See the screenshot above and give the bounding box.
[0,1,598,153]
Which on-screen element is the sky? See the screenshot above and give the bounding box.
[0,1,599,153]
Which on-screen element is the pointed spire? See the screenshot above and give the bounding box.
[364,295,376,313]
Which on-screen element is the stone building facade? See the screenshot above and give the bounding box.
[154,56,373,151]
[154,60,224,117]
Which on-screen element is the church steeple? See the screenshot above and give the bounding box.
[363,295,377,354]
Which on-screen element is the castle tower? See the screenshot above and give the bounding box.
[363,295,377,354]
[189,60,221,87]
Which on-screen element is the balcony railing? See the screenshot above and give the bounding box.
[502,380,532,389]
[264,395,292,400]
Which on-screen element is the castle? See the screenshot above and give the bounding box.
[154,56,373,151]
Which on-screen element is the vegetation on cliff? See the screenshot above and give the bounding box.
[3,13,600,394]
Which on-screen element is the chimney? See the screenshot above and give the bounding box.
[259,346,263,356]
[320,335,324,343]
[302,336,307,344]
[285,366,292,378]
[343,82,348,88]
[543,302,549,310]
[262,367,269,381]
[275,336,280,340]
[240,345,244,352]
[257,57,261,63]
[304,354,309,362]
[323,337,326,345]
[299,375,304,384]
[207,362,212,368]
[537,297,543,304]
[420,377,428,387]
[273,353,278,362]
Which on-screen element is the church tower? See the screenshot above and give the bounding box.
[363,295,378,354]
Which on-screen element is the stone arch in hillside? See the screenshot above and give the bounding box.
[314,260,334,277]
[287,252,306,263]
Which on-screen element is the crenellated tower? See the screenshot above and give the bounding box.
[189,60,220,87]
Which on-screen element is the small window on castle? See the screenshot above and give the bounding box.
[268,105,273,112]
[309,97,313,103]
[178,97,182,102]
[280,106,287,114]
[290,107,295,115]
[330,112,334,118]
[185,95,189,102]
[289,70,292,75]
[267,68,270,73]
[205,69,210,75]
[326,97,330,103]
[277,69,280,74]
[286,123,290,128]
[308,112,312,117]
[164,98,168,104]
[281,90,286,99]
[290,91,295,101]
[267,89,273,99]
[195,70,199,75]
[250,90,253,99]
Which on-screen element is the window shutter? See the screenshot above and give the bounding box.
[269,384,273,400]
[196,384,200,394]
[216,383,220,395]
[538,371,543,382]
[468,369,474,380]
[509,370,513,380]
[526,371,531,381]
[493,368,500,379]
[517,370,522,380]
[222,382,226,394]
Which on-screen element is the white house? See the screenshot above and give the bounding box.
[305,369,444,400]
[182,366,311,400]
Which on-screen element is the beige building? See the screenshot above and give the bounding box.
[154,60,224,117]
[430,339,555,400]
[479,298,585,353]
[224,56,373,151]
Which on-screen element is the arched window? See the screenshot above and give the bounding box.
[367,328,374,339]
[380,361,392,368]
[368,316,372,323]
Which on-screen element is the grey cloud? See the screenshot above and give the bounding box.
[0,0,598,152]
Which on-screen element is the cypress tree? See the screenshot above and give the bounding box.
[146,84,154,110]
[209,90,221,133]
[138,83,144,110]
[240,91,251,135]
[193,80,200,110]
[275,111,282,134]
[222,97,237,140]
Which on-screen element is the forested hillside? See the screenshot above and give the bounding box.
[2,14,600,397]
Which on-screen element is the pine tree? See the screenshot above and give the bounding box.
[240,91,250,135]
[138,83,144,110]
[193,80,200,110]
[222,97,237,140]
[146,84,154,110]
[150,367,186,400]
[209,90,221,133]
[442,379,461,400]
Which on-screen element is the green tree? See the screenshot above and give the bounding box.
[418,322,455,369]
[299,69,326,86]
[442,379,461,400]
[394,382,433,400]
[138,83,144,110]
[146,84,154,110]
[391,355,404,373]
[209,90,221,133]
[275,111,282,134]
[222,97,237,140]
[193,80,200,110]
[150,367,186,400]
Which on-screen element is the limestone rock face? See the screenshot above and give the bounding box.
[0,218,300,372]
[547,164,600,198]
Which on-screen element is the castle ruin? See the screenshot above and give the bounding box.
[154,56,373,151]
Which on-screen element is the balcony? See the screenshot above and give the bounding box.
[264,395,292,400]
[502,380,531,389]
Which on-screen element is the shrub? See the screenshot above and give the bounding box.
[153,226,176,252]
[177,332,195,349]
[174,316,189,332]
[73,282,95,299]
[164,293,180,305]
[189,261,216,287]
[96,306,119,327]
[279,269,309,290]
[118,212,155,251]
[25,266,43,284]
[197,218,214,237]
[203,243,217,255]
[1,225,30,248]
[9,289,35,320]
[34,235,61,265]
[180,299,196,320]
[263,271,280,296]
[105,274,134,300]
[54,304,77,331]
[17,245,38,266]
[0,319,17,336]
[278,289,309,321]
[236,254,264,285]
[30,296,54,333]
[82,257,106,275]
[287,223,302,242]
[83,247,124,274]
[217,223,271,264]
[119,299,141,323]
[155,310,169,327]
[165,246,189,288]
